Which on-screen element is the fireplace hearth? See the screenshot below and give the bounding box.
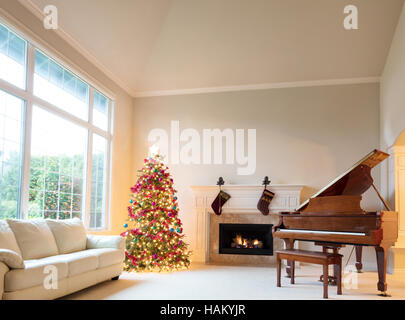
[219,223,273,256]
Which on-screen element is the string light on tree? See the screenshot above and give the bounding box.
[121,148,191,272]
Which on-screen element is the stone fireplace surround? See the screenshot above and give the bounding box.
[190,185,304,265]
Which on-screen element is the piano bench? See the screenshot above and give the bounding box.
[276,249,343,299]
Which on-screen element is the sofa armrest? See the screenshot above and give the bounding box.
[86,235,125,250]
[0,262,9,300]
[0,249,25,269]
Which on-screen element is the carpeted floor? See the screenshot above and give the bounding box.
[62,263,405,300]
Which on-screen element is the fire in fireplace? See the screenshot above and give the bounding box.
[232,234,263,249]
[219,223,273,256]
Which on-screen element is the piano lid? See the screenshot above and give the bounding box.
[296,149,389,211]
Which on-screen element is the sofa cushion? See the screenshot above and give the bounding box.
[0,249,25,269]
[7,219,59,260]
[46,218,87,254]
[86,235,125,250]
[53,250,99,277]
[4,256,68,292]
[91,248,125,268]
[0,220,22,256]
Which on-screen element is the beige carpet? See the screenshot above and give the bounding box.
[63,263,405,300]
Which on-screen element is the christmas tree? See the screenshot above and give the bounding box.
[121,154,191,272]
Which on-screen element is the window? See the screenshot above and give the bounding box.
[0,90,24,219]
[90,134,108,228]
[0,21,113,230]
[0,24,26,89]
[34,50,89,120]
[93,91,108,130]
[29,107,87,220]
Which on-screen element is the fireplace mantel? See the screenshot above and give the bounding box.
[190,184,304,262]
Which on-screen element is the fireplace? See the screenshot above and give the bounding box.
[219,223,273,256]
[191,184,303,263]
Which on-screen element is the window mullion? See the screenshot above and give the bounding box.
[31,95,91,129]
[26,44,35,94]
[84,88,95,228]
[104,100,113,230]
[0,78,30,100]
[108,100,113,135]
[19,44,36,219]
[85,135,93,228]
[92,127,110,139]
[105,137,112,231]
[29,93,109,137]
[20,100,32,220]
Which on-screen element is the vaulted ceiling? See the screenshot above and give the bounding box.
[22,0,405,96]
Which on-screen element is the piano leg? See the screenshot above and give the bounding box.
[375,244,390,296]
[355,245,363,273]
[283,239,295,278]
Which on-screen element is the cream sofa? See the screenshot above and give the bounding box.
[0,218,124,300]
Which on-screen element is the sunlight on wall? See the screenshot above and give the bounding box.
[393,130,405,249]
[395,131,405,147]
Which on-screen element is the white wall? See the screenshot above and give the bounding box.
[133,83,381,268]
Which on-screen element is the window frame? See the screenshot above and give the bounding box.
[0,20,113,231]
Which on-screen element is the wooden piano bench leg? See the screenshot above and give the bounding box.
[277,255,281,287]
[336,258,342,295]
[323,264,328,299]
[290,260,295,285]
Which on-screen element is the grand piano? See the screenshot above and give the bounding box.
[273,149,398,296]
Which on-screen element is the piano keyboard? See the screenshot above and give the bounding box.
[279,229,366,236]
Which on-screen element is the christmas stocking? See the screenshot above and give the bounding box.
[211,190,231,215]
[257,189,275,215]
